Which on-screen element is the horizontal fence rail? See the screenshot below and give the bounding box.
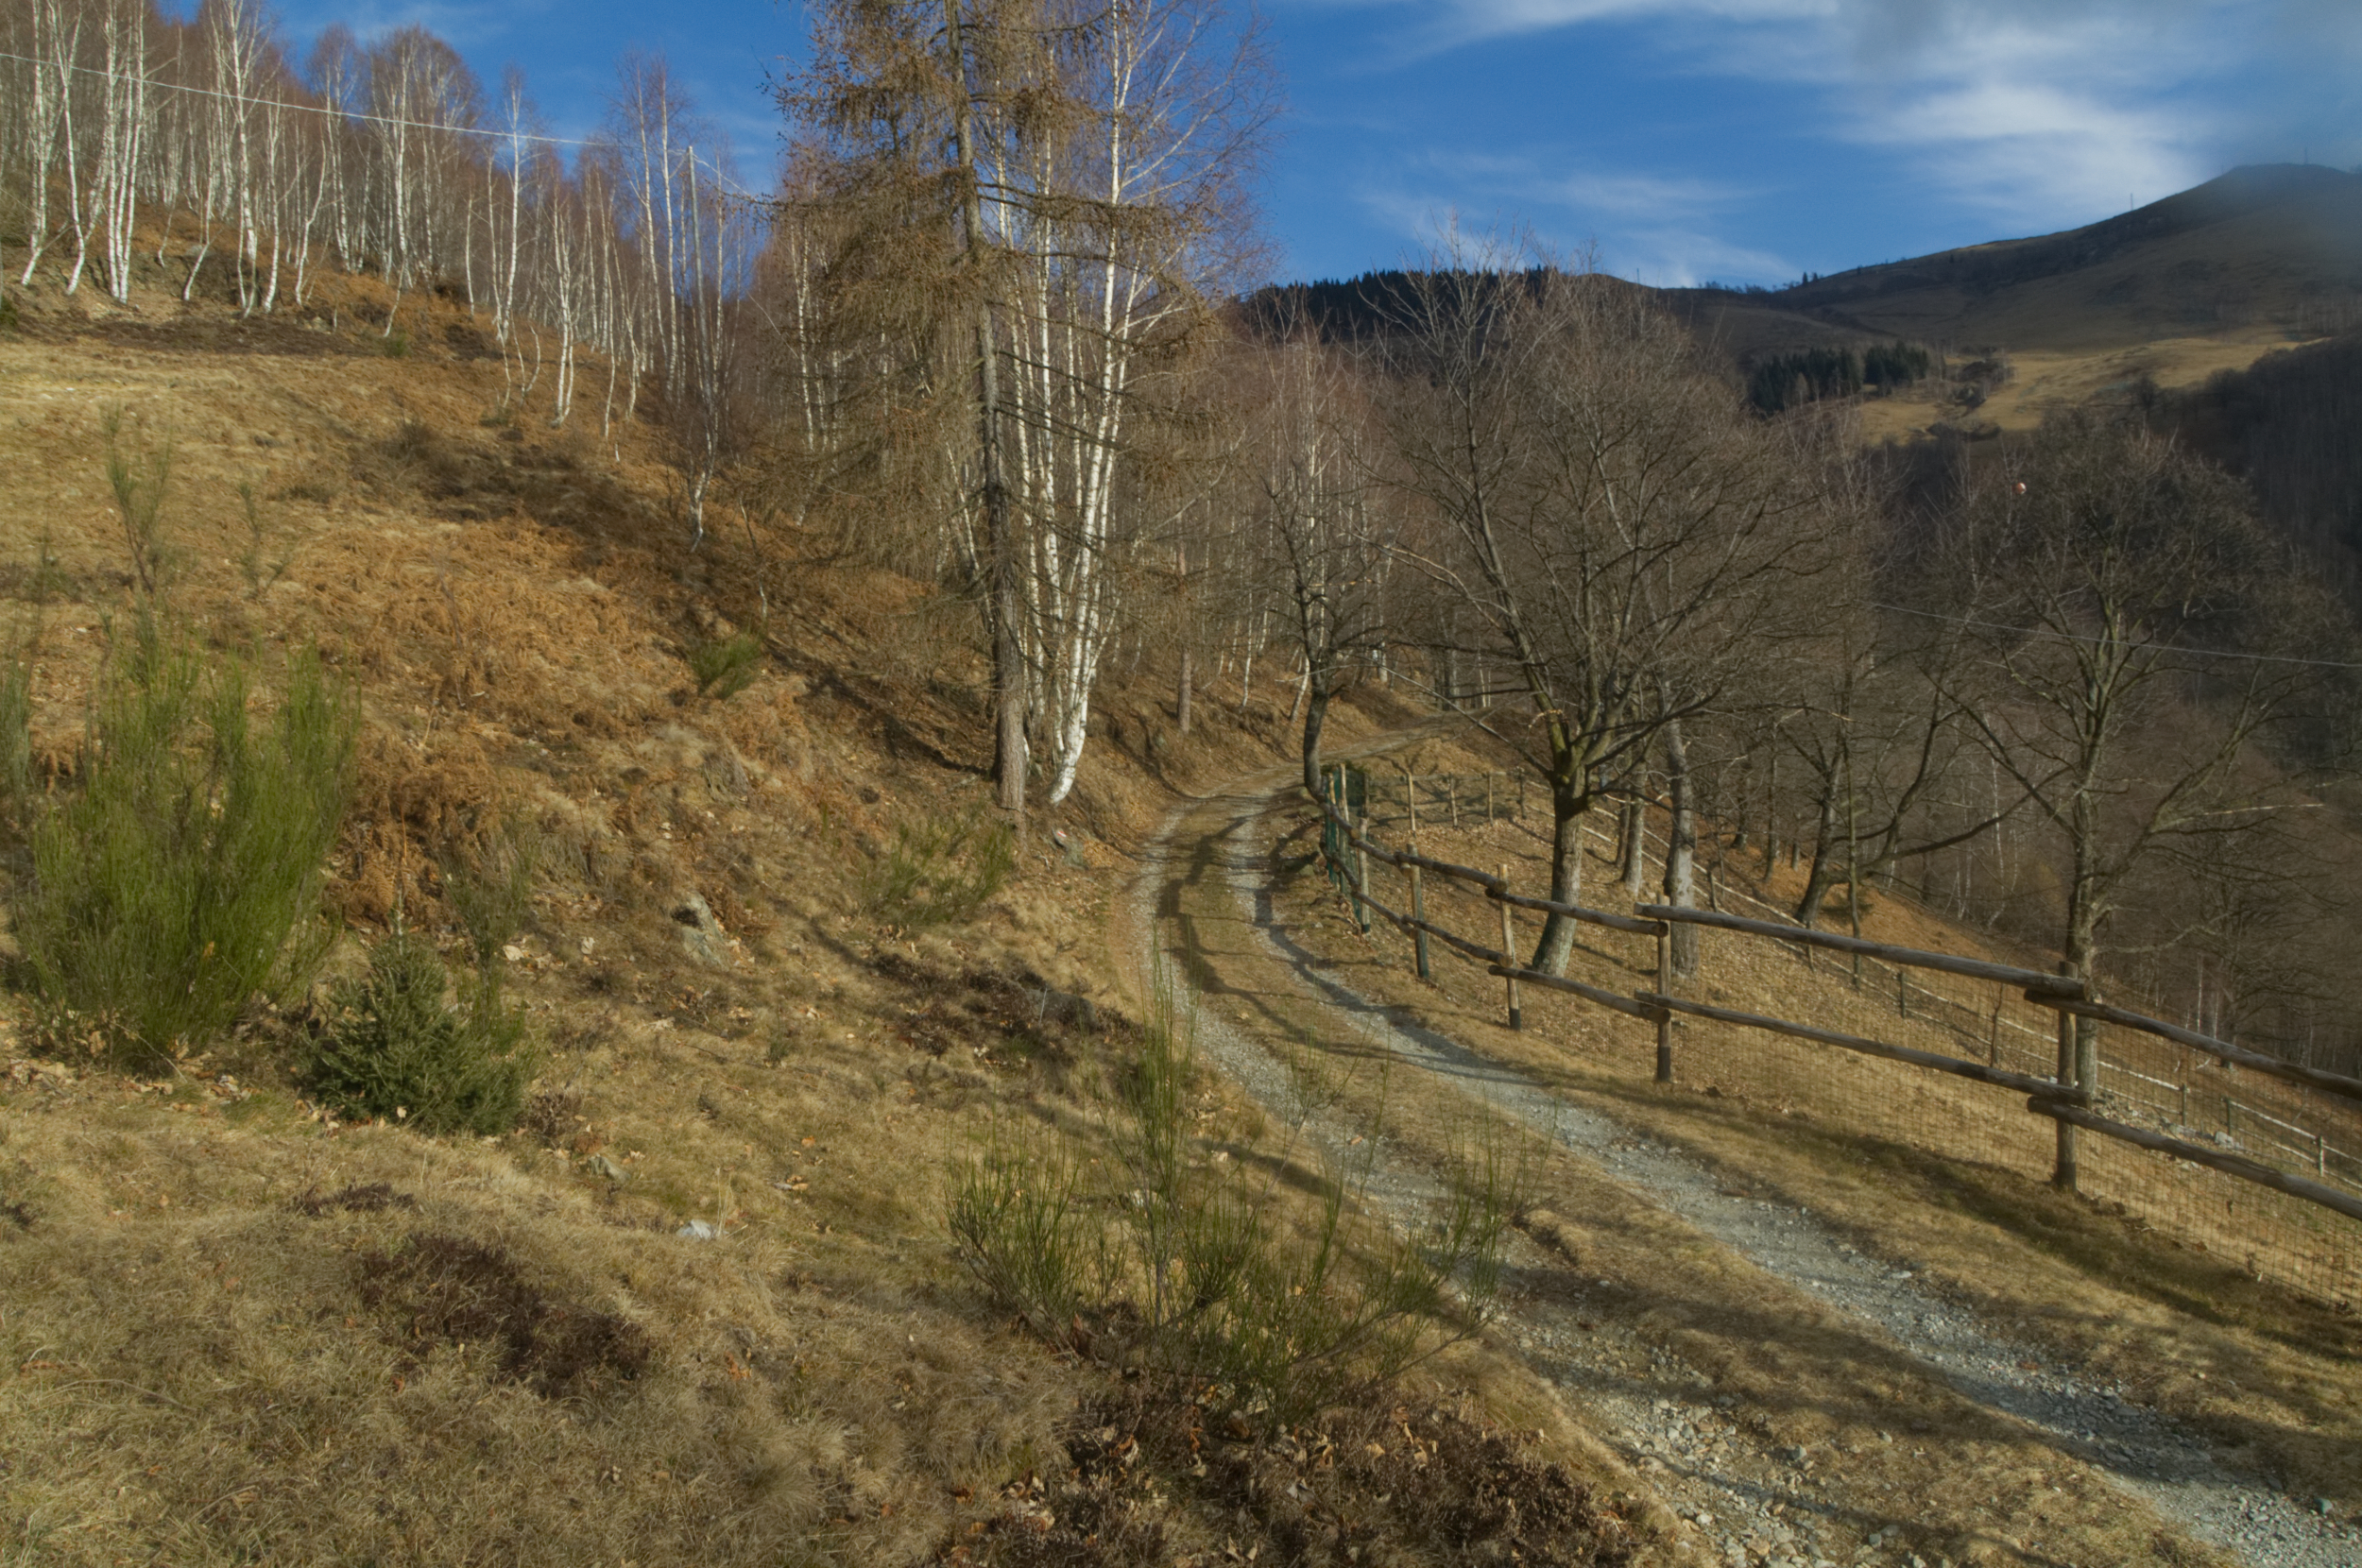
[1638,990,2083,1102]
[1636,904,2085,996]
[1304,764,2362,1304]
[2029,1101,2362,1226]
[2038,995,2362,1108]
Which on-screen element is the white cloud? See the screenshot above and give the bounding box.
[1316,0,2311,240]
[1352,152,1794,284]
[281,0,551,54]
[1394,0,1829,54]
[1601,228,1794,286]
[1535,167,1750,218]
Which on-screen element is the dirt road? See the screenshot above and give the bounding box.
[1118,752,2359,1568]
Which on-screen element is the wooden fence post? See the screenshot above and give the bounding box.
[1898,970,1910,1017]
[1655,925,1675,1083]
[1988,999,2002,1065]
[1411,861,1430,980]
[1352,780,1371,934]
[2051,968,2084,1191]
[1499,862,1520,1031]
[1330,765,1349,897]
[2076,1007,2099,1137]
[1406,767,1430,980]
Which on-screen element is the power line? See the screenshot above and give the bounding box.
[1870,601,2362,673]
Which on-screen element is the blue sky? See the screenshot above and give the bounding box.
[269,0,2362,289]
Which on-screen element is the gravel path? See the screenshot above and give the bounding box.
[1124,767,2359,1568]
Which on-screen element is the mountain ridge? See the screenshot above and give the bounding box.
[1252,164,2362,367]
[1662,162,2362,358]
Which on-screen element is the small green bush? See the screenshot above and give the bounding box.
[686,627,764,699]
[307,926,536,1135]
[381,328,411,359]
[861,803,1016,929]
[15,618,355,1065]
[438,814,541,970]
[950,980,1513,1425]
[100,405,173,599]
[0,642,32,842]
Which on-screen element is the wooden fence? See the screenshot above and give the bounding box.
[1308,768,2362,1245]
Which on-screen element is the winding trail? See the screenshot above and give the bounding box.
[1116,750,2359,1568]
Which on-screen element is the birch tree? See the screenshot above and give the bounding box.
[784,0,1272,812]
[1233,332,1396,795]
[17,0,80,286]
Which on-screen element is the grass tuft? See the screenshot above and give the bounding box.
[235,478,296,598]
[950,975,1514,1426]
[306,923,538,1135]
[861,802,1016,929]
[99,403,173,599]
[439,813,542,971]
[686,626,765,699]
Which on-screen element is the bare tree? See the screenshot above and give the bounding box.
[1943,410,2337,1177]
[1229,330,1397,795]
[1380,248,1831,974]
[1779,610,2021,930]
[1954,413,2328,988]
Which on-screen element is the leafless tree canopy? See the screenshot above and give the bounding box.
[1374,247,1839,973]
[10,4,2362,1068]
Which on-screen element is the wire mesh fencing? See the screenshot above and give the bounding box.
[1313,764,2362,1310]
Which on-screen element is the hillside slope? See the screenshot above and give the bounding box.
[1249,166,2362,443]
[0,272,1668,1567]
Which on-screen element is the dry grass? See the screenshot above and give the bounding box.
[1853,331,2302,442]
[0,1061,1076,1565]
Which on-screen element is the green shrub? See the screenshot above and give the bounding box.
[100,405,173,599]
[235,479,295,599]
[686,627,764,699]
[0,640,31,842]
[861,803,1016,929]
[950,980,1513,1425]
[438,814,541,970]
[15,619,355,1065]
[307,926,535,1135]
[381,328,411,359]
